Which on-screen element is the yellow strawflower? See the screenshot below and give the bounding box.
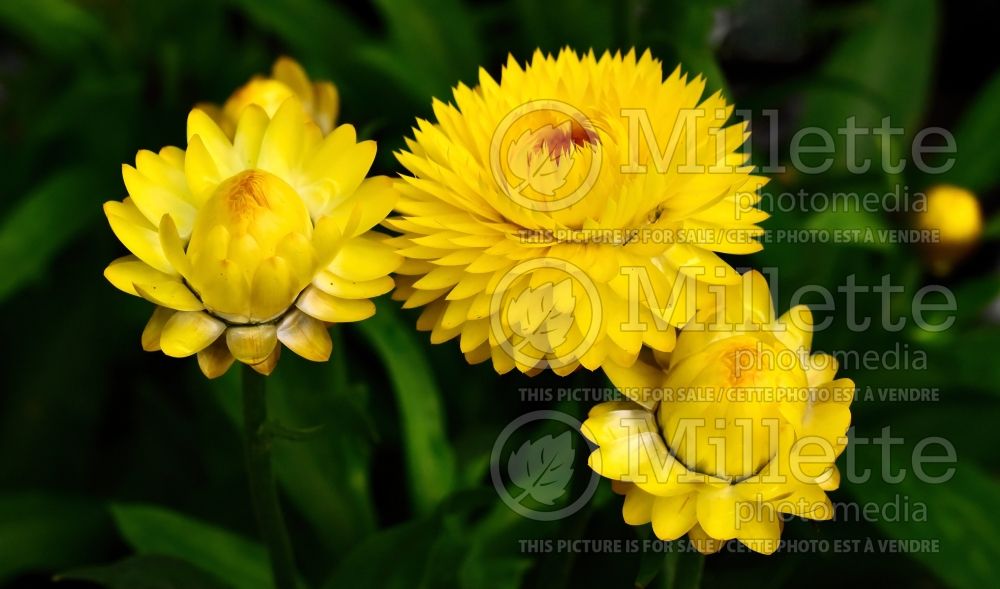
[584,271,854,554]
[388,49,767,376]
[103,97,399,377]
[199,56,339,138]
[914,184,982,276]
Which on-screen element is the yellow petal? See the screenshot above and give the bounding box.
[104,255,176,297]
[272,56,312,99]
[304,125,375,207]
[805,353,839,388]
[622,487,654,525]
[187,108,240,178]
[581,408,657,446]
[775,304,813,353]
[687,523,725,554]
[250,257,296,322]
[104,200,174,274]
[735,503,782,555]
[337,176,398,235]
[232,104,270,169]
[296,285,375,323]
[602,359,663,410]
[159,311,226,357]
[257,97,306,179]
[311,270,394,299]
[250,344,281,375]
[122,164,197,237]
[651,493,697,541]
[327,234,401,282]
[159,214,191,279]
[695,486,740,540]
[275,232,317,290]
[277,309,332,361]
[134,280,204,312]
[184,135,223,203]
[198,337,235,379]
[226,324,279,365]
[141,307,174,352]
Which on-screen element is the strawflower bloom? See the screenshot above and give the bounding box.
[199,56,339,138]
[103,97,399,377]
[389,49,767,376]
[914,184,982,276]
[584,271,854,554]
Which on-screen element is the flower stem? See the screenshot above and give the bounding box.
[241,364,297,589]
[661,542,704,589]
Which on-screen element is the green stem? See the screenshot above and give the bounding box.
[241,364,298,589]
[661,543,704,589]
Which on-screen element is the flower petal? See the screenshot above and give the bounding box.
[249,256,296,322]
[141,307,174,352]
[277,310,332,362]
[296,285,375,323]
[250,344,281,375]
[134,280,204,312]
[159,311,226,357]
[104,200,174,274]
[651,493,698,541]
[104,255,176,297]
[198,337,235,379]
[226,324,279,365]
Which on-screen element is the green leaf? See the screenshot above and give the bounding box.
[799,0,937,174]
[261,420,325,442]
[368,0,483,97]
[207,361,377,555]
[355,298,456,514]
[943,68,1000,194]
[507,432,575,506]
[110,503,270,589]
[322,518,440,589]
[226,0,365,71]
[0,168,104,304]
[57,555,231,589]
[0,493,112,583]
[984,213,1000,240]
[514,0,617,54]
[804,208,894,252]
[0,0,107,59]
[846,439,1000,589]
[639,0,730,96]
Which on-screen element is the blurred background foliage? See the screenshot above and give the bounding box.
[0,0,998,587]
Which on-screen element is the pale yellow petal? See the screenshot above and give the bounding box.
[277,309,332,361]
[104,200,174,274]
[650,493,697,541]
[104,255,176,297]
[159,311,226,357]
[198,337,235,379]
[249,256,296,322]
[250,344,281,375]
[141,307,174,352]
[295,285,375,323]
[226,324,279,365]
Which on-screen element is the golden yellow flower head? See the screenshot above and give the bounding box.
[389,49,768,376]
[200,56,339,138]
[914,184,982,276]
[103,97,399,378]
[584,271,854,554]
